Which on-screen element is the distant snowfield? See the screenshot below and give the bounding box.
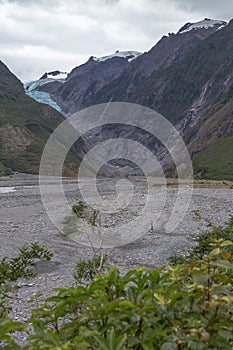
[93,50,142,63]
[46,72,67,80]
[179,19,227,34]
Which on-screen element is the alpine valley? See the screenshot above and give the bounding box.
[1,18,233,180]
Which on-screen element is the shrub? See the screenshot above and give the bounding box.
[0,243,52,347]
[28,239,233,349]
[74,254,108,283]
[169,216,233,265]
[1,222,233,349]
[72,201,86,218]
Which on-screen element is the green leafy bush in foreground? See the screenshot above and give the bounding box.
[27,241,233,349]
[0,243,53,348]
[1,222,233,349]
[169,217,233,265]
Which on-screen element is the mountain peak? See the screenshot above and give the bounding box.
[178,19,227,34]
[39,71,67,80]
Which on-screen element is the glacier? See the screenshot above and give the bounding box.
[26,89,62,113]
[24,74,66,113]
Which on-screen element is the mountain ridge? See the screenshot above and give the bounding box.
[26,19,227,114]
[0,61,79,176]
[1,18,232,180]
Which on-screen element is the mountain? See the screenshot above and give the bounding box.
[24,18,233,180]
[29,19,226,114]
[76,18,233,181]
[122,19,233,180]
[25,51,142,114]
[0,61,79,176]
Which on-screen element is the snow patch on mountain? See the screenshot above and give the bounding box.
[92,50,142,63]
[39,71,68,80]
[217,24,227,31]
[179,19,227,34]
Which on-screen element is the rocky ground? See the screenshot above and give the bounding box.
[0,173,232,336]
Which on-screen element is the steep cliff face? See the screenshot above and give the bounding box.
[54,55,132,114]
[105,21,232,180]
[77,19,233,178]
[89,19,227,107]
[126,19,233,154]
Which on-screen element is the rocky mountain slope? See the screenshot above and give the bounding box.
[29,19,227,114]
[26,51,142,115]
[0,62,79,176]
[24,19,233,180]
[123,19,233,180]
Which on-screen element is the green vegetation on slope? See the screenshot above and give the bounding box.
[0,60,79,175]
[193,131,233,181]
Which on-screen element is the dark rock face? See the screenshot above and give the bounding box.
[24,19,233,178]
[31,20,227,117]
[125,23,224,89]
[88,19,233,163]
[37,81,62,94]
[53,57,130,114]
[48,19,226,115]
[126,19,233,157]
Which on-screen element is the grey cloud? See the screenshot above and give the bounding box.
[0,0,118,5]
[2,0,230,82]
[0,0,58,4]
[170,0,232,20]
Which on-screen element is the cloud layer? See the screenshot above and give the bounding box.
[0,0,231,81]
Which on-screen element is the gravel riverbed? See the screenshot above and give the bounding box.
[0,173,232,332]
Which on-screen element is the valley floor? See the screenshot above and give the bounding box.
[0,173,232,339]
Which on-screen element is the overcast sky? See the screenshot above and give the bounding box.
[0,0,231,82]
